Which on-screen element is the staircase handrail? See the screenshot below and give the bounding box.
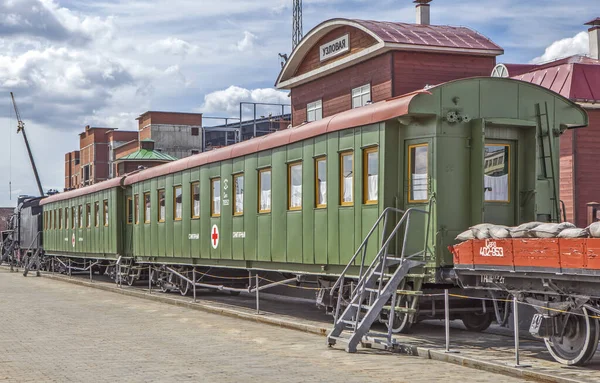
[330,207,404,292]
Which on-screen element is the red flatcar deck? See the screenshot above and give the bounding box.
[449,238,600,275]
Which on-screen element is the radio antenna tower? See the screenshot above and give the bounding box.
[292,0,303,50]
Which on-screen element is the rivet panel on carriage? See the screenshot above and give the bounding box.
[38,77,588,360]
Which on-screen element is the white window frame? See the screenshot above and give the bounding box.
[307,100,323,122]
[352,84,371,109]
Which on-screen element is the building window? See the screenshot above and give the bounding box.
[144,192,151,223]
[72,207,76,229]
[134,195,139,224]
[307,100,322,122]
[158,189,166,222]
[174,186,182,220]
[340,152,354,206]
[234,174,244,216]
[363,147,378,204]
[103,200,109,226]
[127,197,133,224]
[78,205,83,228]
[288,162,302,210]
[86,203,91,227]
[352,84,371,109]
[259,168,271,213]
[211,178,221,217]
[315,157,327,208]
[191,182,200,219]
[408,144,429,203]
[94,202,99,227]
[191,127,199,136]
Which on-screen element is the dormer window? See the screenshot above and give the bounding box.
[307,100,322,122]
[352,84,371,108]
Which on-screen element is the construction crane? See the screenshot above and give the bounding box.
[10,92,44,197]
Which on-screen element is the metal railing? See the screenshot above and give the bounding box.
[332,197,435,325]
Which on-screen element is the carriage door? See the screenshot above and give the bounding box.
[483,140,516,226]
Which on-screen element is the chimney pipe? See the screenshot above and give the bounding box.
[585,18,600,60]
[414,0,432,25]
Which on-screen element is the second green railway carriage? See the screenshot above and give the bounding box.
[40,77,588,328]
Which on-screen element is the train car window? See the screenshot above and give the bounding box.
[64,208,68,229]
[71,207,76,229]
[78,205,83,228]
[173,186,182,221]
[315,157,327,208]
[103,200,109,226]
[144,192,151,223]
[127,197,134,224]
[340,152,354,206]
[307,100,322,122]
[259,169,271,213]
[94,202,99,227]
[484,144,510,202]
[134,195,139,224]
[408,144,428,203]
[58,209,63,229]
[288,162,302,210]
[86,204,91,228]
[211,179,221,217]
[158,190,166,222]
[233,174,244,216]
[363,147,378,204]
[191,182,200,219]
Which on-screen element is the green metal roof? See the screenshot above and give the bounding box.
[117,149,177,162]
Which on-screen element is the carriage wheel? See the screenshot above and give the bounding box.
[545,307,599,366]
[385,288,413,334]
[179,277,190,296]
[461,311,494,332]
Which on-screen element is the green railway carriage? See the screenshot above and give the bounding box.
[40,77,587,329]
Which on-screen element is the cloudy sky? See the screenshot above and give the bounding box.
[0,0,598,206]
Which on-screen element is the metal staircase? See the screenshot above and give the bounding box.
[327,202,433,352]
[536,102,560,222]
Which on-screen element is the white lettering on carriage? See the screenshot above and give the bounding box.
[479,239,504,257]
[188,234,199,240]
[233,232,246,238]
[320,34,350,62]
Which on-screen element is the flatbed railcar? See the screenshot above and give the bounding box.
[31,76,594,364]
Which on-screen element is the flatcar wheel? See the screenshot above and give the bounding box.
[461,311,493,332]
[545,307,599,366]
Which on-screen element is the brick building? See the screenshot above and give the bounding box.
[64,112,203,190]
[136,111,203,159]
[275,1,503,126]
[495,18,600,227]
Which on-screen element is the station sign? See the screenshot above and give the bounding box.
[320,34,350,62]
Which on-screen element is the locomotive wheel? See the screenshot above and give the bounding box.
[545,307,599,366]
[461,311,494,332]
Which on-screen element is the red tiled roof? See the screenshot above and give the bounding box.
[509,55,600,102]
[352,19,502,52]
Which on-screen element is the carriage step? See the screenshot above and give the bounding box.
[340,319,357,326]
[328,335,351,344]
[395,290,423,296]
[372,271,393,278]
[350,303,372,310]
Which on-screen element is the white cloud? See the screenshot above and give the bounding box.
[531,32,589,64]
[236,31,258,52]
[201,85,289,115]
[150,37,198,57]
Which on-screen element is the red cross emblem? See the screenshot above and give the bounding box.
[71,233,76,248]
[211,225,219,249]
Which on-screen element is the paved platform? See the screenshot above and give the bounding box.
[0,269,527,382]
